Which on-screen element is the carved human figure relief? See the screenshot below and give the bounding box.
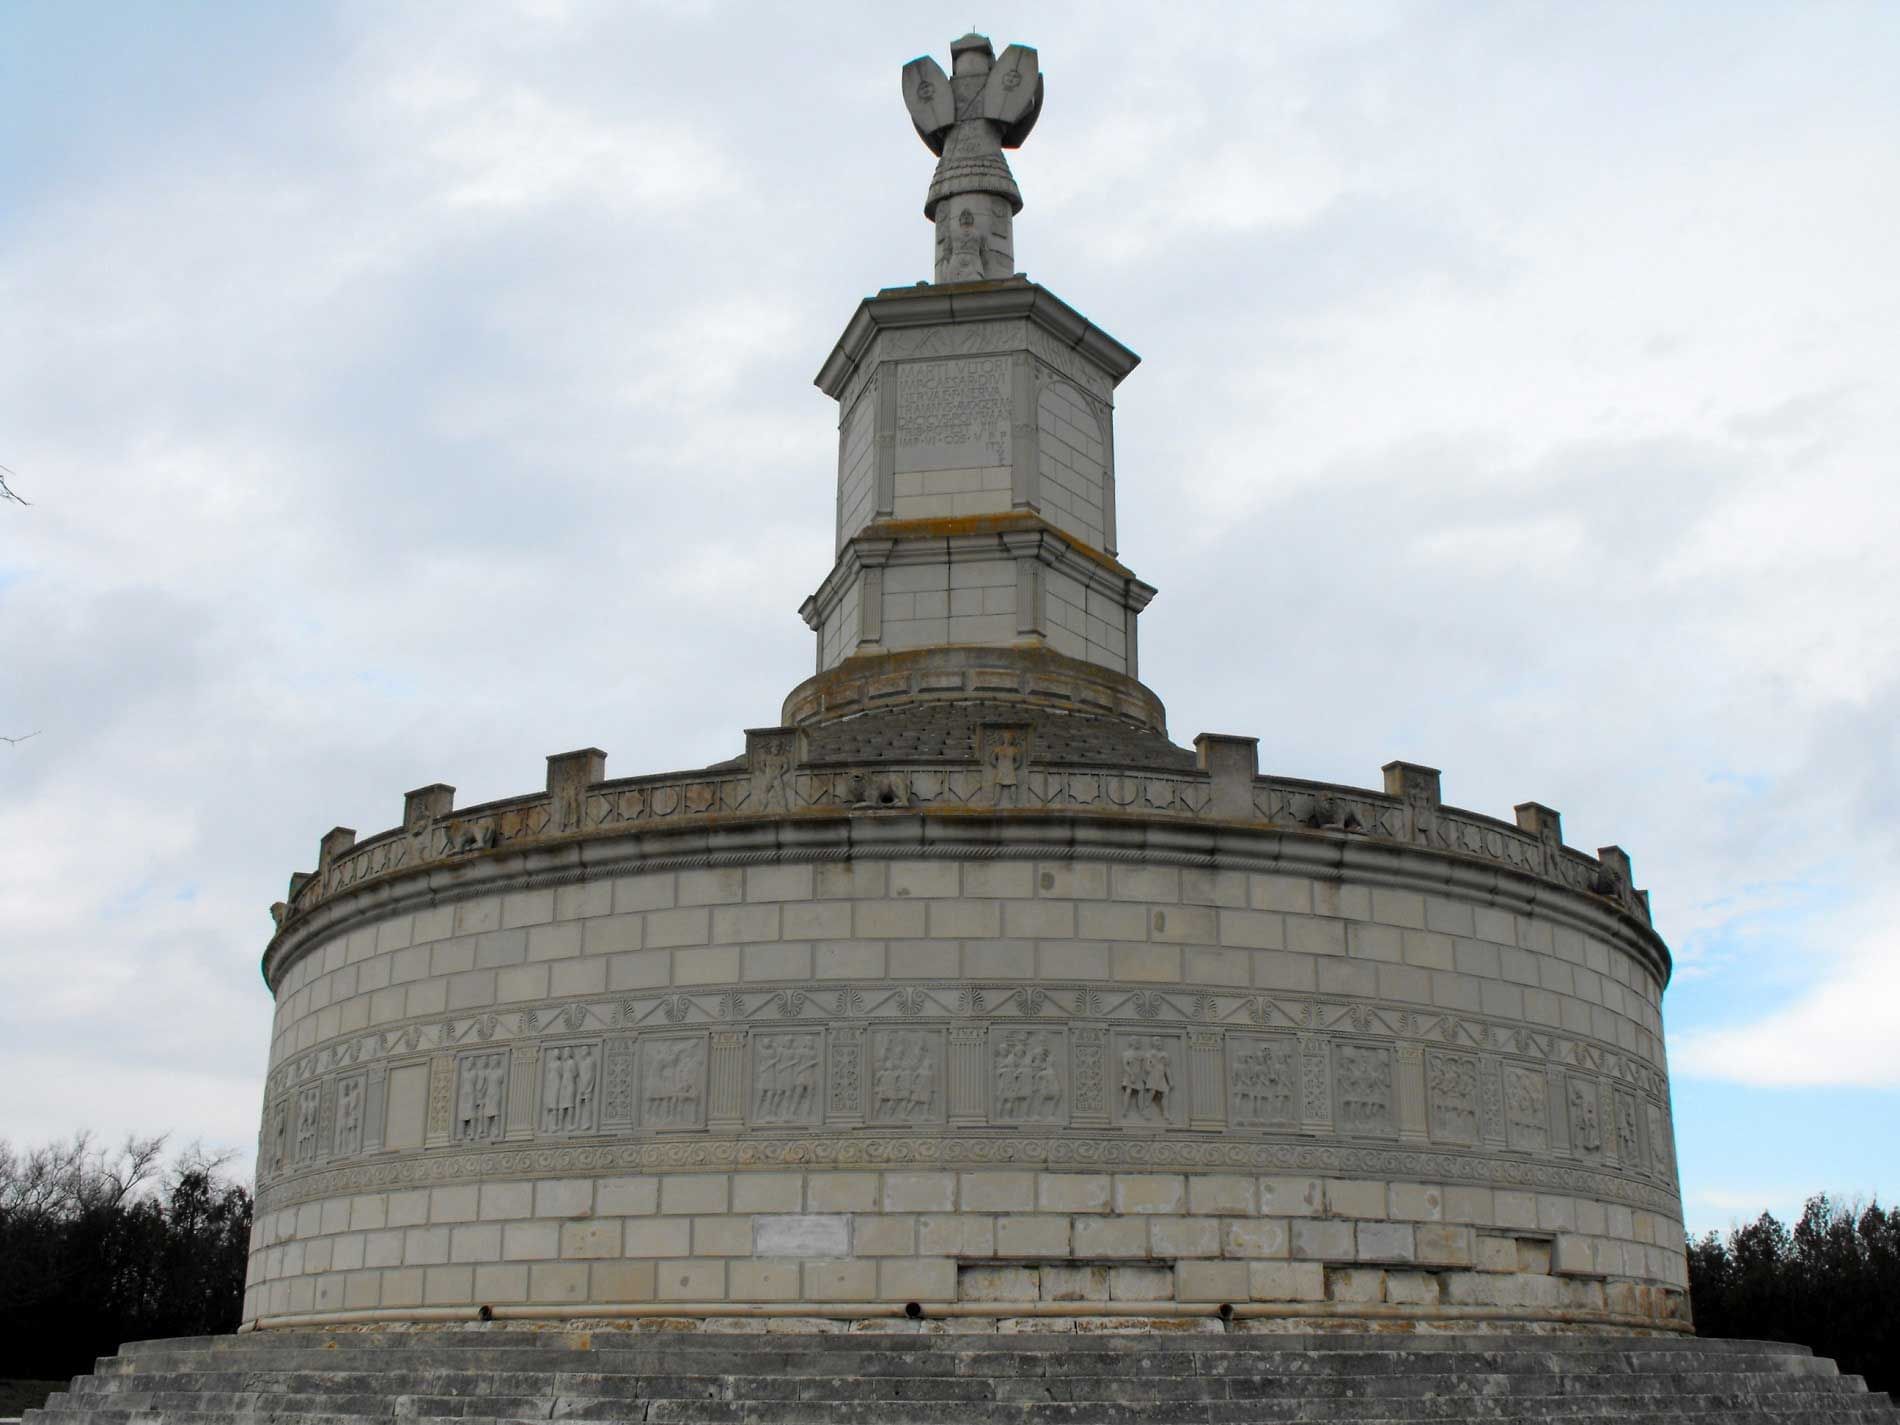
[1114,1034,1175,1124]
[269,1103,289,1177]
[1567,1077,1603,1154]
[753,741,793,813]
[640,1037,707,1129]
[1503,1064,1549,1150]
[1333,1044,1395,1136]
[292,1086,321,1164]
[539,1043,599,1135]
[992,1029,1064,1124]
[751,1031,823,1125]
[1228,1036,1298,1127]
[869,1029,943,1123]
[453,1051,509,1143]
[974,723,1030,808]
[1615,1089,1642,1166]
[333,1074,366,1157]
[1426,1050,1481,1144]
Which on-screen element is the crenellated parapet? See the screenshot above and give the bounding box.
[265,695,1658,993]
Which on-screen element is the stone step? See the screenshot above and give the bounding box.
[39,1381,1887,1417]
[25,1333,1891,1425]
[37,1381,1888,1416]
[115,1332,1827,1359]
[23,1403,1900,1425]
[54,1366,1875,1402]
[88,1343,1847,1379]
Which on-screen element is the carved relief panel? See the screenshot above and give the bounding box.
[538,1040,603,1136]
[1647,1101,1675,1179]
[267,1100,290,1178]
[1503,1063,1550,1151]
[638,1034,708,1130]
[292,1085,321,1165]
[333,1072,367,1157]
[1614,1088,1643,1169]
[1566,1073,1603,1157]
[1426,1049,1481,1145]
[1332,1043,1396,1137]
[829,1026,864,1120]
[602,1037,636,1130]
[867,1027,945,1125]
[749,1030,824,1127]
[1111,1031,1185,1128]
[452,1050,509,1144]
[991,1028,1066,1125]
[1226,1034,1299,1129]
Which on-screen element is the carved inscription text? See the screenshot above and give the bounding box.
[895,357,1010,471]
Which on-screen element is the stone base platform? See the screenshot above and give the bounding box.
[27,1327,1896,1424]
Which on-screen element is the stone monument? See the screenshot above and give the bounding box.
[26,32,1896,1425]
[231,31,1692,1334]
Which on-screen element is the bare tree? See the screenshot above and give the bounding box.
[0,1132,170,1224]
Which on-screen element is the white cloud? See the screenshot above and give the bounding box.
[1,2,1896,1203]
[1673,891,1900,1089]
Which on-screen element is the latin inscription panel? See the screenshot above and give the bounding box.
[895,357,1011,473]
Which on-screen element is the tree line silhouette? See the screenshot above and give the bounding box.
[2,1134,1894,1400]
[0,1135,251,1385]
[1686,1194,1898,1395]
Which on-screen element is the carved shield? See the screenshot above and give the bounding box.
[901,56,956,152]
[981,44,1043,146]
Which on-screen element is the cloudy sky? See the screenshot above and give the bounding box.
[2,2,1895,1234]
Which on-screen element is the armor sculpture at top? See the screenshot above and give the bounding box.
[902,32,1043,283]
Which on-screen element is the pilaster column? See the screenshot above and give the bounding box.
[1396,1043,1429,1143]
[508,1045,540,1137]
[710,1031,747,1129]
[1188,1031,1224,1129]
[1011,351,1039,512]
[949,1026,987,1126]
[1547,1063,1571,1153]
[873,368,899,517]
[363,1065,388,1154]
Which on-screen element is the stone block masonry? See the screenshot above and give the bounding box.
[254,830,1683,1330]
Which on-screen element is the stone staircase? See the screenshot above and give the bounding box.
[24,1329,1898,1425]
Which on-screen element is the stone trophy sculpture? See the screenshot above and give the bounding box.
[902,32,1043,283]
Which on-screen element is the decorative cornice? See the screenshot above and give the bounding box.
[815,279,1140,399]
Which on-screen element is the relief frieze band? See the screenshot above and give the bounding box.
[260,978,1680,1213]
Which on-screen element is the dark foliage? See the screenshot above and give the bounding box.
[0,1135,251,1382]
[1688,1193,1900,1395]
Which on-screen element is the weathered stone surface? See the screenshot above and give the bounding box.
[30,1330,1893,1425]
[245,31,1689,1349]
